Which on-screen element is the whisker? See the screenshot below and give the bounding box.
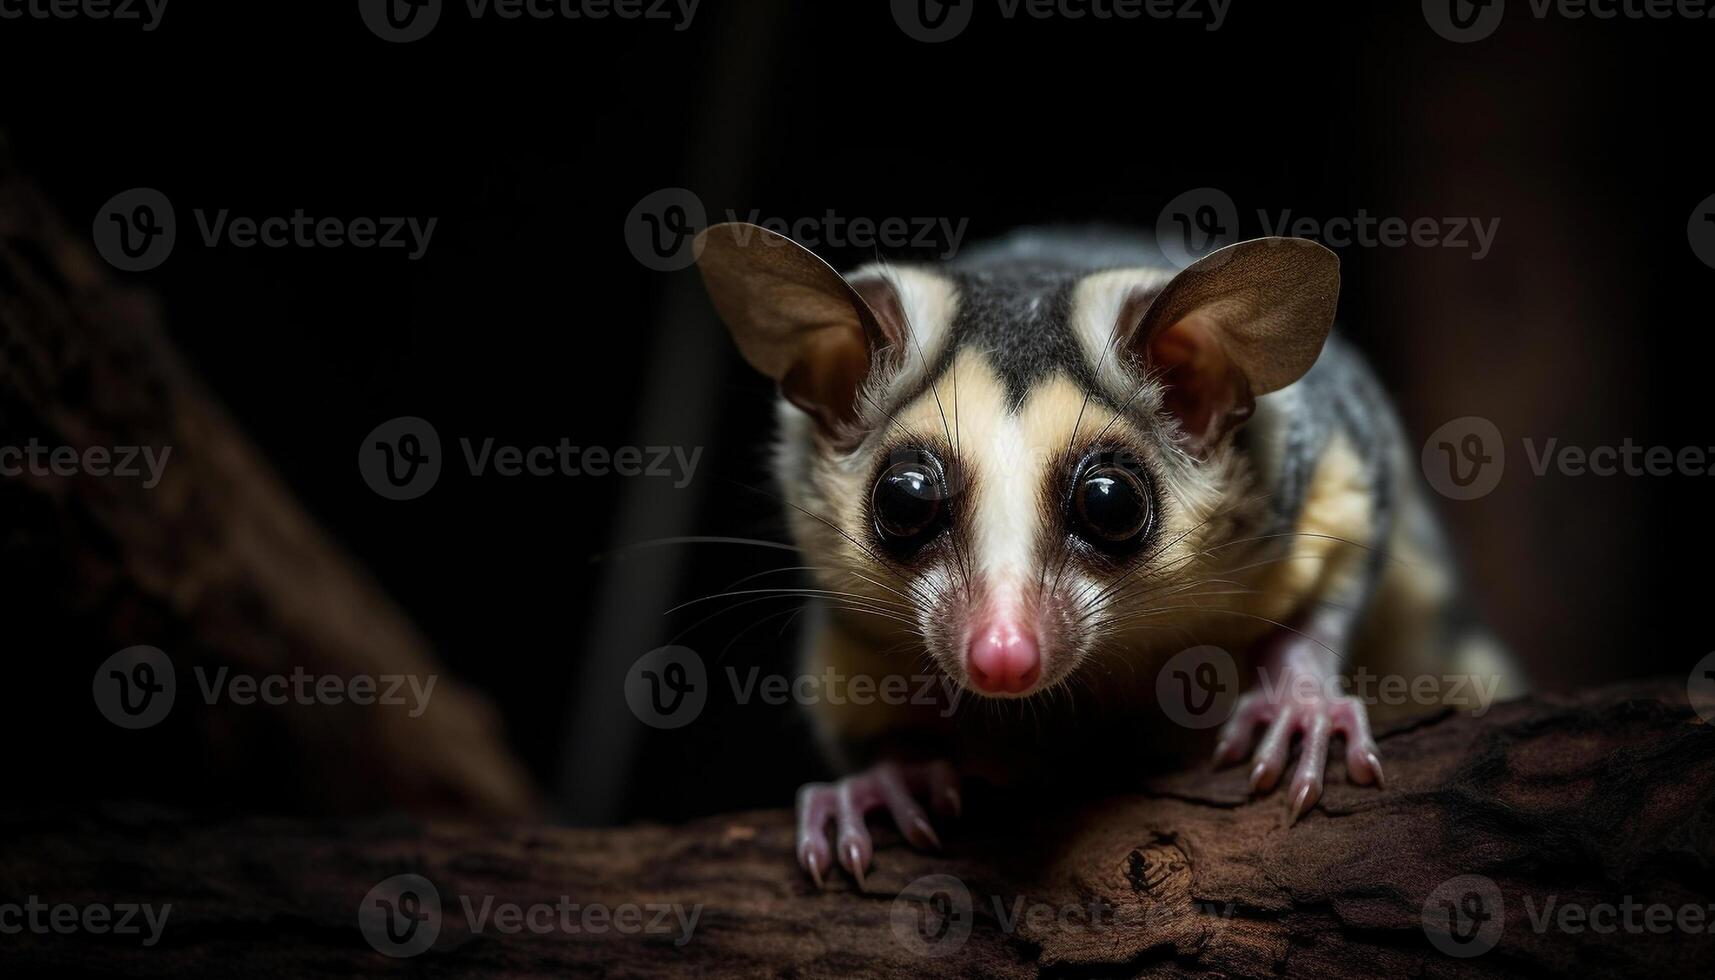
[665,587,912,617]
[592,535,799,563]
[721,478,939,610]
[1095,604,1340,659]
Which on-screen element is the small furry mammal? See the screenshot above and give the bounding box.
[694,222,1519,888]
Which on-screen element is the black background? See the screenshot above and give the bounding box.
[2,0,1711,824]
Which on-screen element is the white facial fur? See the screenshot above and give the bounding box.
[772,267,1259,700]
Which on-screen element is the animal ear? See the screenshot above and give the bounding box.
[1122,237,1339,454]
[694,222,903,444]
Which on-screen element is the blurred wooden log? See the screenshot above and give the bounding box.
[2,683,1709,977]
[0,157,539,817]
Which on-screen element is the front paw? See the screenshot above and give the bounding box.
[795,759,960,890]
[1212,670,1384,824]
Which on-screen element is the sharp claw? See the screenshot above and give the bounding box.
[844,842,867,890]
[1287,783,1314,826]
[912,816,942,851]
[944,787,962,819]
[1249,760,1269,793]
[803,849,826,890]
[1366,751,1385,788]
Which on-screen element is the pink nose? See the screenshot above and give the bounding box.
[966,620,1041,694]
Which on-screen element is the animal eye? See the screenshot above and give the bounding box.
[1071,454,1151,551]
[872,450,949,552]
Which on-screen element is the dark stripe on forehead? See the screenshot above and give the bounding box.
[871,238,1173,429]
[945,265,1089,410]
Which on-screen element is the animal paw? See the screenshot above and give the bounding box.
[795,759,960,889]
[1212,662,1383,824]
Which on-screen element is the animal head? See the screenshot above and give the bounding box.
[695,223,1338,699]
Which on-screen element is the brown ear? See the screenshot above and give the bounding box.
[694,222,901,443]
[1123,237,1339,454]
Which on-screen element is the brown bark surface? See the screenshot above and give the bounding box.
[4,683,1710,978]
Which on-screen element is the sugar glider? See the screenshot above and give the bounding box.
[693,222,1519,888]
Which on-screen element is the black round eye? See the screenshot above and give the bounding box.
[872,452,949,551]
[1072,456,1151,549]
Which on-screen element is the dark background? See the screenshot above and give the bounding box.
[1,0,1710,825]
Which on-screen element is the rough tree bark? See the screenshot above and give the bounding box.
[3,682,1711,978]
[0,151,538,817]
